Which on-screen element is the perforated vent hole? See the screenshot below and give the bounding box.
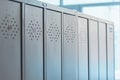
[79,28,87,44]
[64,26,76,43]
[47,23,61,42]
[0,16,19,39]
[27,20,42,40]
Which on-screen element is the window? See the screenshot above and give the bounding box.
[63,0,119,5]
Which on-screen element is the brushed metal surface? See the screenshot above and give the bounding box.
[78,17,88,80]
[89,20,99,80]
[62,14,78,80]
[45,10,62,80]
[0,1,21,80]
[107,24,114,80]
[99,22,107,80]
[24,5,43,80]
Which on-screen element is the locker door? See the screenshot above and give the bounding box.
[62,14,78,80]
[99,22,107,80]
[45,10,61,80]
[24,5,43,80]
[89,20,99,80]
[78,17,88,80]
[107,24,114,80]
[0,1,21,80]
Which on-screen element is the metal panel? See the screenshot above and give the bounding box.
[62,14,78,80]
[0,1,21,80]
[45,10,61,80]
[99,22,107,80]
[24,5,43,80]
[107,24,114,80]
[89,20,99,80]
[78,17,88,80]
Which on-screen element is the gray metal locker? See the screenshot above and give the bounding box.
[78,17,88,80]
[24,5,43,80]
[107,24,115,80]
[0,1,21,80]
[89,20,99,80]
[62,14,78,80]
[99,22,107,80]
[45,10,61,80]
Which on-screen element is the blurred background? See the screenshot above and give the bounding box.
[38,0,120,79]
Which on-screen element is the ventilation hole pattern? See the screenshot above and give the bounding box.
[79,28,87,44]
[0,16,19,39]
[64,26,76,43]
[47,23,61,42]
[26,20,42,40]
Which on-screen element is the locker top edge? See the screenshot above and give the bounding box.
[9,0,114,24]
[77,11,114,25]
[9,0,43,8]
[46,4,77,15]
[9,0,77,15]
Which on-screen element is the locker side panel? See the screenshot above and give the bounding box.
[78,17,88,80]
[62,14,78,80]
[89,20,99,80]
[45,10,61,80]
[24,5,43,80]
[107,24,114,80]
[99,22,107,80]
[0,1,21,80]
